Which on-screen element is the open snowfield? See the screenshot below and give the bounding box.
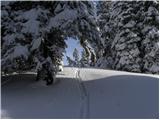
[1,67,159,119]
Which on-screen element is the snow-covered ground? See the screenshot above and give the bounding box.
[1,67,159,119]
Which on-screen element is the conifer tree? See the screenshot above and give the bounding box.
[96,1,159,74]
[73,48,79,66]
[66,56,76,67]
[80,50,89,67]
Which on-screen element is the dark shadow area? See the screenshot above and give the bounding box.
[1,75,81,119]
[1,73,159,119]
[1,73,37,86]
[83,75,159,119]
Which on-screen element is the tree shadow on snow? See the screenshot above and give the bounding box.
[83,75,159,119]
[1,74,83,119]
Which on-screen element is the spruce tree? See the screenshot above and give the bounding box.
[96,1,113,69]
[96,1,159,74]
[79,50,89,67]
[73,48,79,66]
[137,1,159,73]
[66,56,76,67]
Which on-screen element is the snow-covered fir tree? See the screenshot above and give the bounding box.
[1,1,101,84]
[66,56,75,67]
[67,49,90,67]
[136,1,159,73]
[66,48,79,67]
[96,1,113,69]
[73,48,80,66]
[96,1,159,74]
[79,50,89,67]
[110,1,142,72]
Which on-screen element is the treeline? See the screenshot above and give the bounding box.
[1,1,159,80]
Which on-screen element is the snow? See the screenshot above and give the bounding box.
[20,9,40,36]
[2,44,29,63]
[1,9,8,17]
[3,34,16,46]
[12,45,29,59]
[54,4,62,14]
[30,38,42,51]
[48,8,77,29]
[149,65,159,73]
[1,67,158,119]
[124,20,135,28]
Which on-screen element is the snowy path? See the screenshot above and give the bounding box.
[75,69,89,118]
[1,67,159,118]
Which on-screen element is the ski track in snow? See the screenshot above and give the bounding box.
[75,68,89,118]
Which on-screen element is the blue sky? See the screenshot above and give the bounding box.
[63,37,83,65]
